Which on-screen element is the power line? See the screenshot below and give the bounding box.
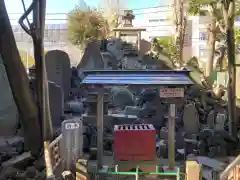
[10,18,67,21]
[9,12,67,15]
[134,10,172,15]
[11,22,174,28]
[9,9,172,21]
[119,5,173,11]
[8,5,173,15]
[11,25,174,31]
[136,25,173,28]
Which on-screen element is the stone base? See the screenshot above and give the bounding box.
[162,166,179,172]
[114,160,158,172]
[162,166,180,179]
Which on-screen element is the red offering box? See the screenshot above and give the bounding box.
[114,124,156,161]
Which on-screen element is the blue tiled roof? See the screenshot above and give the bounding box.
[82,73,193,86]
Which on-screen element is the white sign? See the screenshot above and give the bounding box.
[65,123,80,130]
[159,88,184,98]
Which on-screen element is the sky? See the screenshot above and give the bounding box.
[5,0,165,24]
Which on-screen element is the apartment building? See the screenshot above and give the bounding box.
[133,6,173,40]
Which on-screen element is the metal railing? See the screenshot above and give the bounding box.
[97,165,184,180]
[220,155,240,180]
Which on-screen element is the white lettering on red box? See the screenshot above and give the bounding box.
[159,88,184,98]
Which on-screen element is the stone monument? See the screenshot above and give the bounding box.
[183,103,200,134]
[45,50,71,101]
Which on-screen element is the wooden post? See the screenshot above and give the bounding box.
[97,86,104,169]
[168,104,176,169]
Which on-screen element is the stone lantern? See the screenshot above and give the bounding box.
[113,10,146,52]
[122,10,135,27]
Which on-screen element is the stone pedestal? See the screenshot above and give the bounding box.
[162,166,180,179]
[114,160,158,172]
[184,136,198,160]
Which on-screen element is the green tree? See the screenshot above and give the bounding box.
[67,7,109,47]
[152,37,176,58]
[187,0,240,78]
[235,27,240,45]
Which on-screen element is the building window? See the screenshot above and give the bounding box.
[199,46,210,58]
[199,32,207,40]
[149,19,165,23]
[149,19,159,22]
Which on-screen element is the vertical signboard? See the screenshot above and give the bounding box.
[61,117,83,170]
